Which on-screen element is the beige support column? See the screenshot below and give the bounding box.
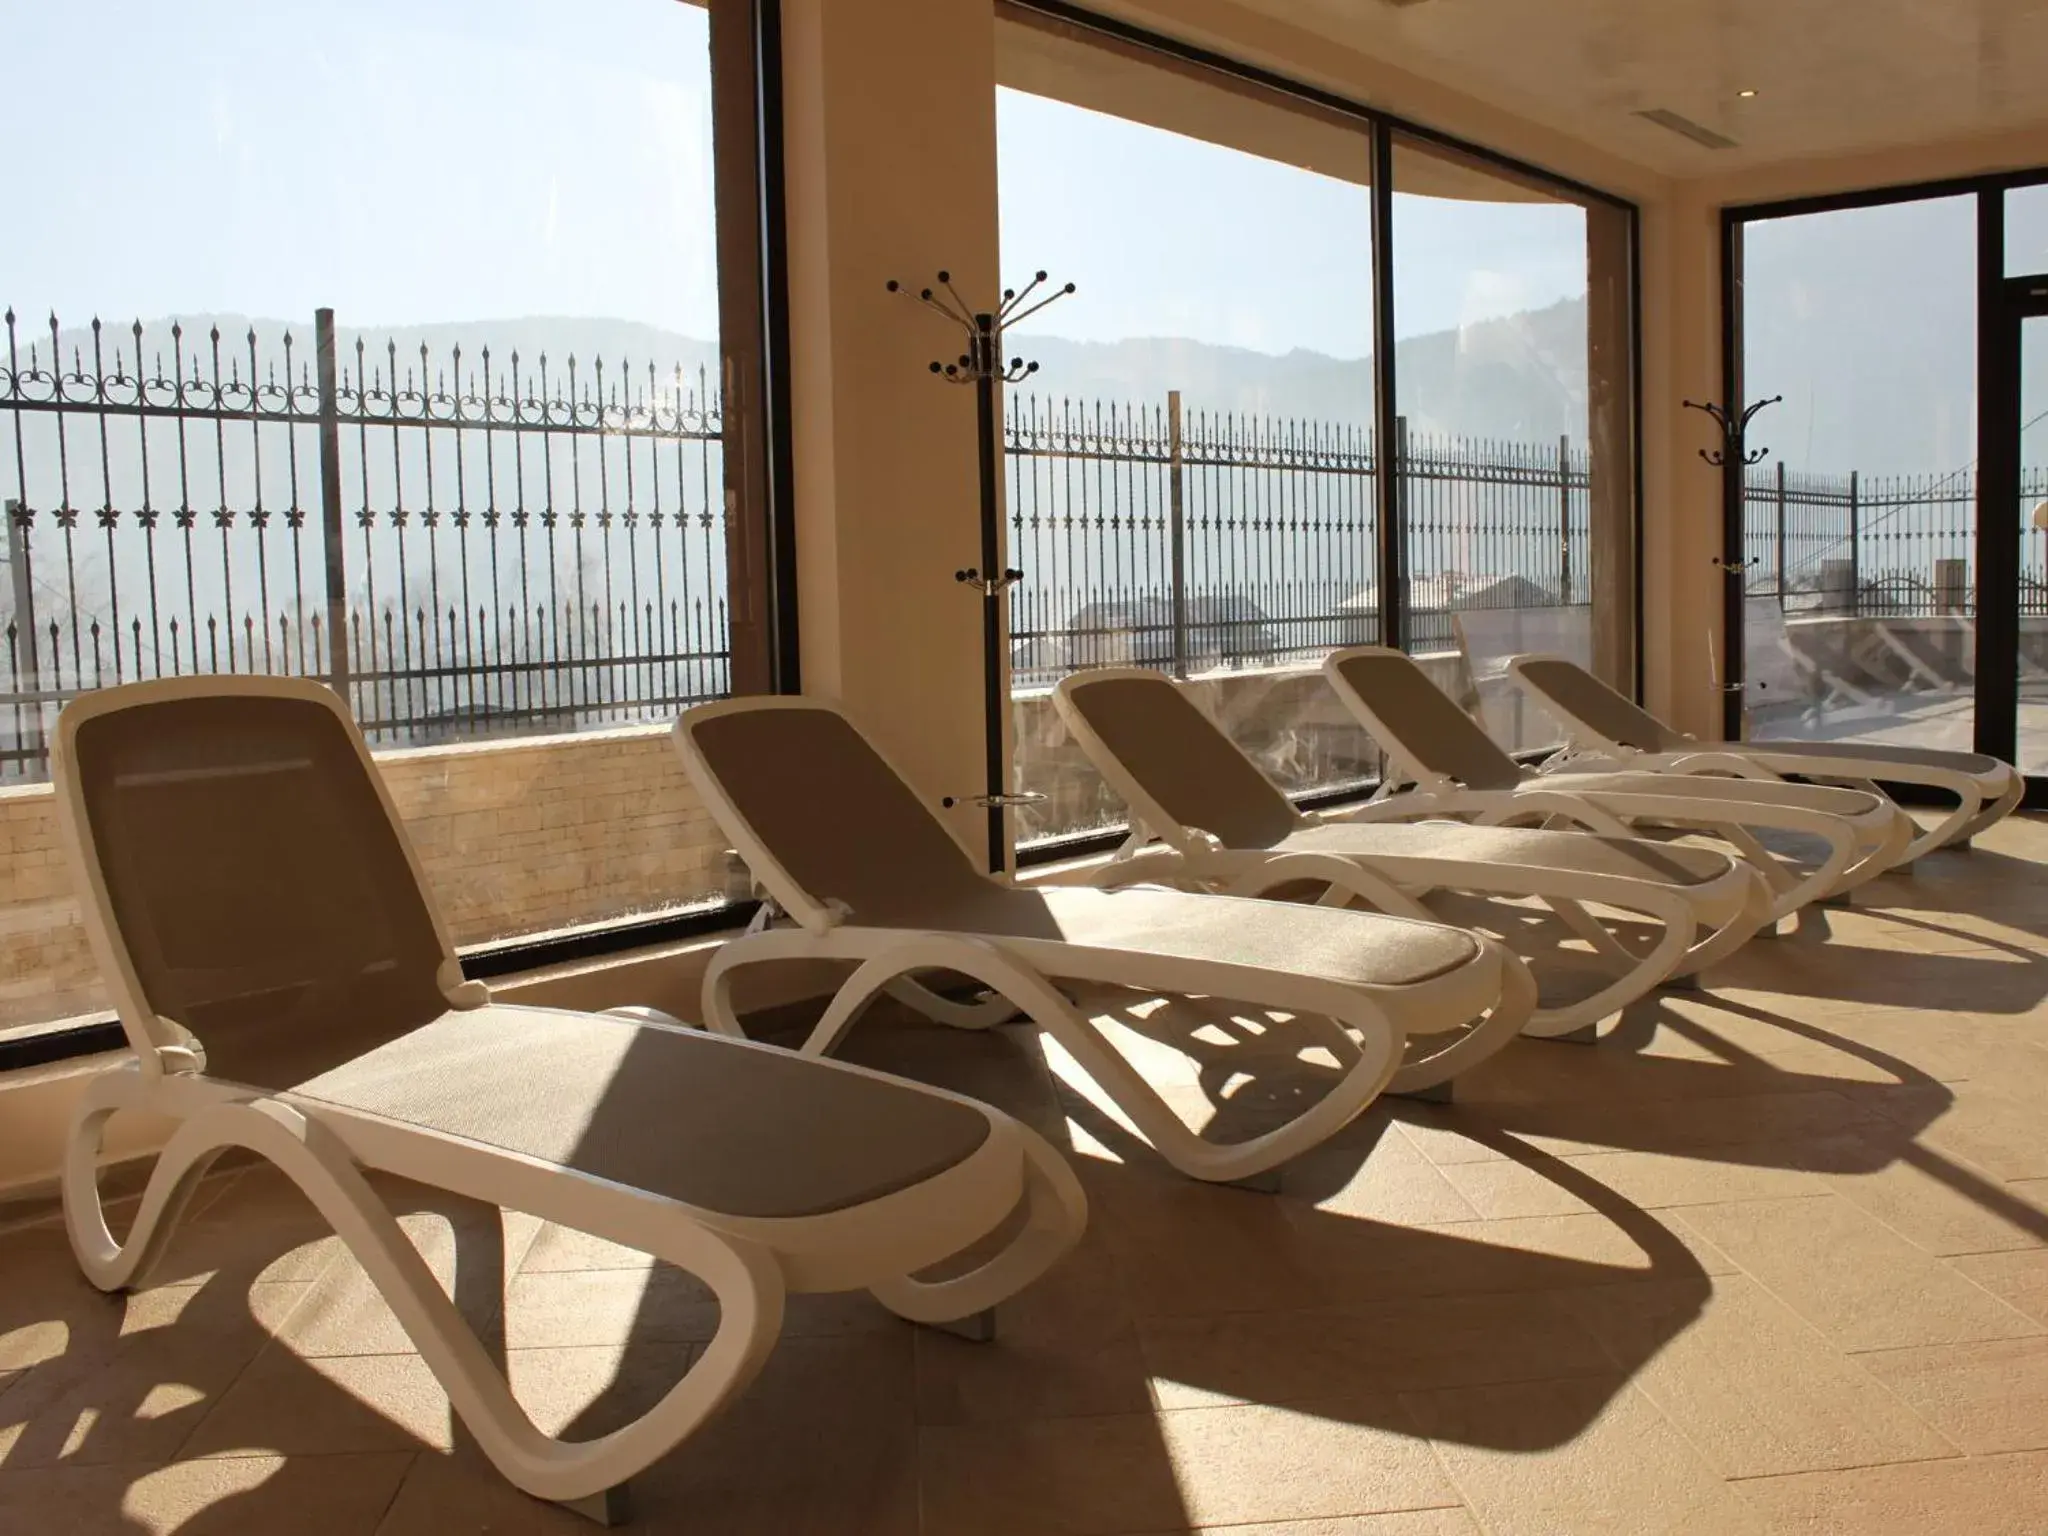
[781,0,1003,853]
[1641,188,1728,739]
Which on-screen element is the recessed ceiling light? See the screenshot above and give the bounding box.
[1738,89,1758,98]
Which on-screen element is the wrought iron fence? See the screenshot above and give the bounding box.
[1742,461,2048,616]
[1,306,731,779]
[1005,390,1591,687]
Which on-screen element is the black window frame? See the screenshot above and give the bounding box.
[995,0,1646,864]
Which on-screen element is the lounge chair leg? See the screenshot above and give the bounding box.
[1392,1080,1455,1103]
[1543,1021,1601,1045]
[925,1307,998,1343]
[559,1484,631,1527]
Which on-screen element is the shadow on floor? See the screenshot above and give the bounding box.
[6,945,2042,1533]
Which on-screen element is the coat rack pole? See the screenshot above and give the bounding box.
[1685,394,1781,741]
[972,312,1007,871]
[885,268,1076,875]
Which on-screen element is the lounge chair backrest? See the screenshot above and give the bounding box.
[53,679,463,1091]
[1056,671,1302,849]
[1513,656,1685,753]
[680,702,994,926]
[1325,648,1525,792]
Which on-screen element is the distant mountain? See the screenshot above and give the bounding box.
[1015,296,1590,443]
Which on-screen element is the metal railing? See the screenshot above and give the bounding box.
[1005,389,1591,686]
[25,310,2044,785]
[1742,461,2048,616]
[1,307,731,778]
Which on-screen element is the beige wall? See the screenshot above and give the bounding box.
[1692,122,2048,213]
[782,0,1009,861]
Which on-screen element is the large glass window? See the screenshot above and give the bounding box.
[996,14,1383,846]
[1737,196,1979,752]
[993,14,1640,855]
[0,0,769,1038]
[2004,182,2048,277]
[1391,134,1636,756]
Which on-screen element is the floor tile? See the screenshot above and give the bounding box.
[182,1348,454,1458]
[1283,1204,1736,1306]
[1138,1292,1611,1411]
[0,1273,305,1470]
[921,1400,1460,1536]
[627,1333,919,1535]
[1554,1277,1957,1477]
[1136,1516,1484,1536]
[372,1453,604,1536]
[0,1450,414,1536]
[1818,1140,2048,1257]
[1856,1336,2048,1454]
[915,1226,1151,1425]
[499,1265,725,1349]
[1733,1450,2048,1535]
[0,1326,270,1470]
[1552,1145,1831,1210]
[1674,1195,2043,1351]
[1404,1376,1766,1534]
[1280,1120,1483,1225]
[1951,1248,2048,1327]
[1089,1170,1324,1318]
[1870,1083,2048,1182]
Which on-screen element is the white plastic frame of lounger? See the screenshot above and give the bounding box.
[673,694,1535,1183]
[1321,646,1914,925]
[1503,652,2023,863]
[51,675,1086,1523]
[1051,666,1770,1038]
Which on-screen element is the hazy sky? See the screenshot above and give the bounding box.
[3,0,722,334]
[998,89,1589,357]
[3,0,1587,358]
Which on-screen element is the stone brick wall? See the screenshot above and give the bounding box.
[0,723,731,1033]
[0,649,1560,1033]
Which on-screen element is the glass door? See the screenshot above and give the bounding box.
[1734,195,1979,759]
[2016,311,2048,776]
[1984,284,2048,787]
[1730,179,2048,805]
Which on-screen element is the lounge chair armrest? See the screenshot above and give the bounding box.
[1090,855,1195,891]
[1661,751,1781,780]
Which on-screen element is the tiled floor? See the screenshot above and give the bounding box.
[7,818,2048,1533]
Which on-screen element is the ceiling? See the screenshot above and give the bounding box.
[1221,0,2048,175]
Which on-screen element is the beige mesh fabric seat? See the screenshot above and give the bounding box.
[1053,668,1770,1039]
[1506,653,2022,863]
[1323,647,1917,924]
[51,677,1086,1526]
[673,697,1537,1183]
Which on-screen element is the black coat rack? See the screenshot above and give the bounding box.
[887,267,1076,872]
[1684,394,1780,741]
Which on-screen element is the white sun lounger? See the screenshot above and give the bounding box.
[51,676,1087,1524]
[1322,647,1916,923]
[1051,667,1771,1040]
[1505,652,2023,864]
[673,696,1537,1180]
